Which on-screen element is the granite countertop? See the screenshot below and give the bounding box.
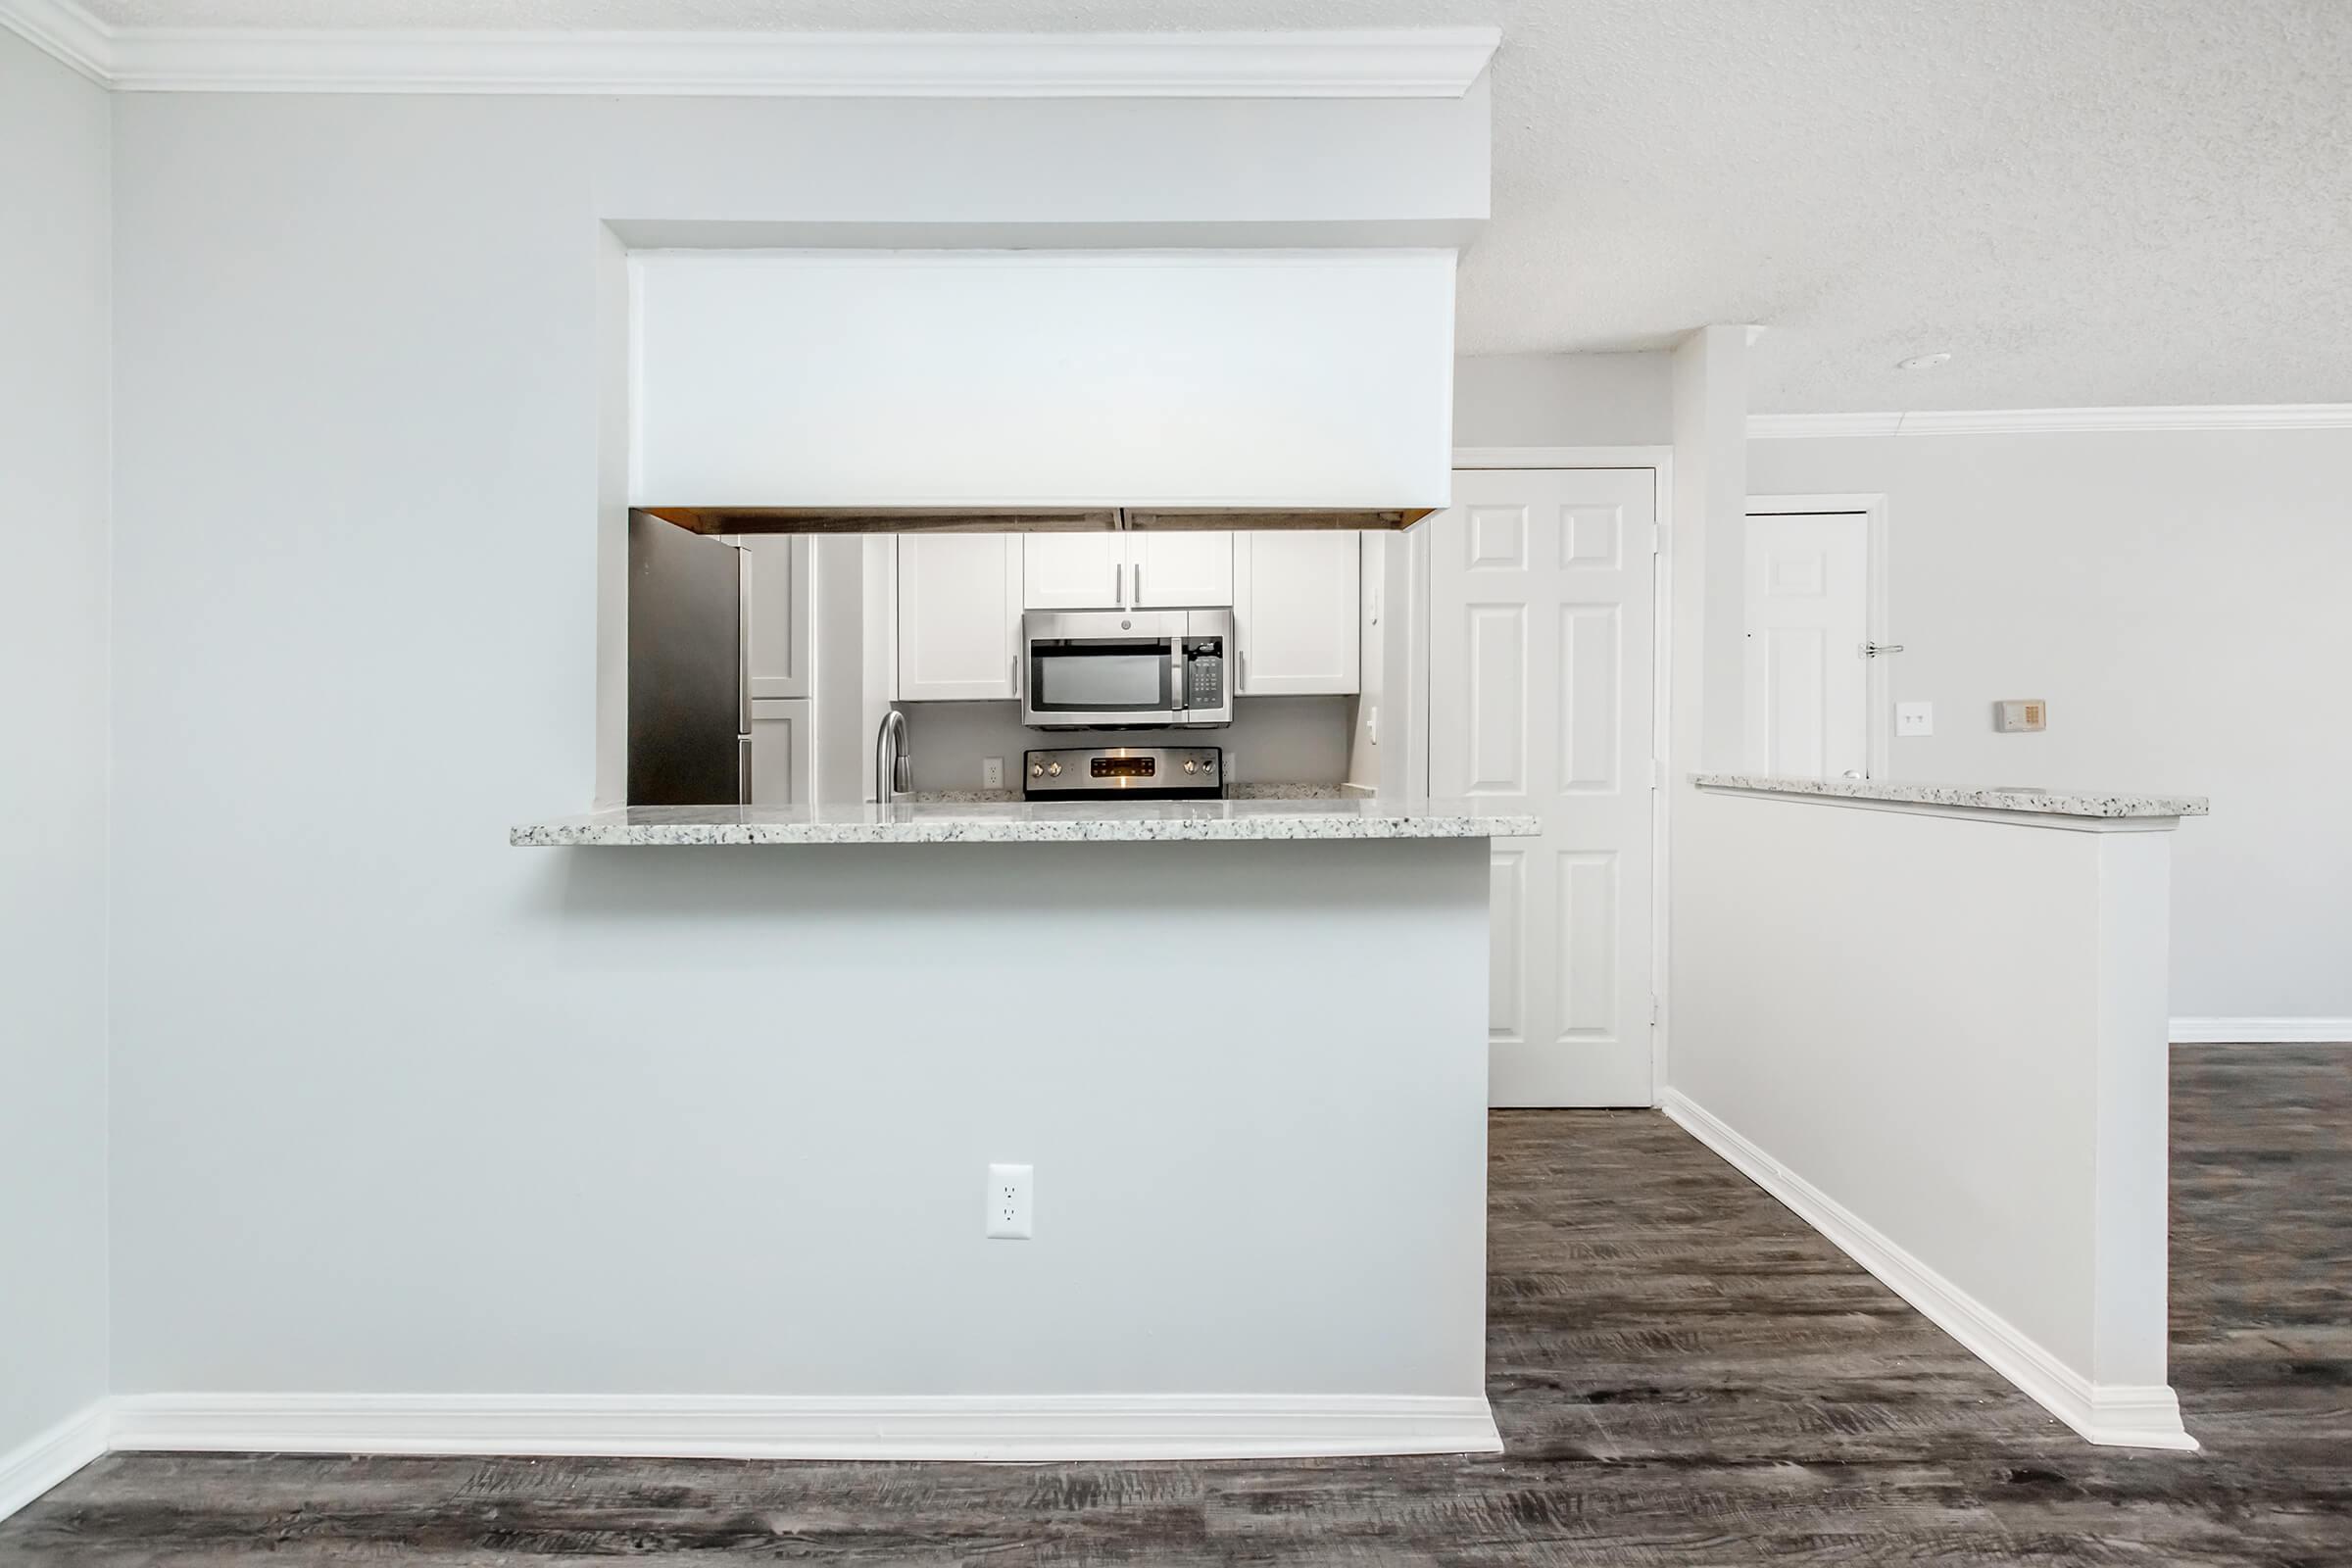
[513,797,1538,847]
[1692,773,2209,820]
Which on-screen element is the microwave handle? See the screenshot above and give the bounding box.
[1170,636,1187,711]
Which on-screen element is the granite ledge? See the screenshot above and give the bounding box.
[513,798,1538,847]
[1692,772,2209,821]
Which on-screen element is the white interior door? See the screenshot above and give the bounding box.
[1743,512,1869,778]
[1429,468,1657,1108]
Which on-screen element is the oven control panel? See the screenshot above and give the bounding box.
[1024,746,1223,799]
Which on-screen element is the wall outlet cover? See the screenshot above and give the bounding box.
[986,1163,1033,1240]
[981,757,1004,788]
[1895,702,1934,737]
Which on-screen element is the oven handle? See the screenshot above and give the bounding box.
[1169,636,1187,711]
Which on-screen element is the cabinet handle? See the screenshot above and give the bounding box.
[1134,562,1143,604]
[1113,564,1122,607]
[1239,649,1248,695]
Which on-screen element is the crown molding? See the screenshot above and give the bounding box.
[0,5,1499,97]
[1751,405,2352,439]
[0,0,107,81]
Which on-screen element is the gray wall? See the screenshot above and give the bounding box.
[104,87,1491,1396]
[1453,352,1674,449]
[1750,428,2352,1020]
[0,27,112,1453]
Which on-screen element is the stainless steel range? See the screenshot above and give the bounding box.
[1022,745,1223,803]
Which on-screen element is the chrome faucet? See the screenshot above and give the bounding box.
[873,708,911,805]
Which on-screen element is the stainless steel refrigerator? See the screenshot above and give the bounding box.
[628,512,749,806]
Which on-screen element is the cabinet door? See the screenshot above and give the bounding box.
[749,699,810,805]
[743,535,811,699]
[1129,531,1235,608]
[897,533,1024,701]
[1022,532,1126,610]
[1235,531,1360,695]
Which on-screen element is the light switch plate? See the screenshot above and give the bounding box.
[1895,702,1934,737]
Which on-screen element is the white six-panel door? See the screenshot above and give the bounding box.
[1742,511,1870,779]
[1429,468,1658,1108]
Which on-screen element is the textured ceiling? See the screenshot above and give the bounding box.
[75,0,2352,412]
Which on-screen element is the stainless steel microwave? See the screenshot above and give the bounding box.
[1020,609,1234,729]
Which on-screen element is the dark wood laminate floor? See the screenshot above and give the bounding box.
[9,1045,2345,1565]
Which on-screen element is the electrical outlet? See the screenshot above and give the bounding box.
[1895,702,1934,738]
[981,757,1004,789]
[986,1163,1033,1240]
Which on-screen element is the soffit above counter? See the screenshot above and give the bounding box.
[627,252,1458,523]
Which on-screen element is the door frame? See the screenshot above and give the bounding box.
[1745,492,1891,780]
[1445,445,1676,1106]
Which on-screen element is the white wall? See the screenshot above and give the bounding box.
[1667,790,2185,1447]
[905,698,1352,794]
[0,28,112,1462]
[1749,429,2352,1019]
[103,87,1490,1399]
[1453,352,1673,449]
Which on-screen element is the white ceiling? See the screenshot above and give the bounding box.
[71,0,2352,413]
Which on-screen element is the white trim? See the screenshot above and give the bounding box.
[1660,1090,2197,1451]
[0,0,107,80]
[1751,405,2352,440]
[0,1401,109,1526]
[0,8,1498,97]
[107,1393,1501,1462]
[2172,1017,2352,1045]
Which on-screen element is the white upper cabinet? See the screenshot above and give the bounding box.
[1235,532,1361,696]
[742,535,811,700]
[1130,532,1235,609]
[897,534,1024,702]
[1022,533,1127,611]
[631,251,1454,509]
[1023,532,1235,611]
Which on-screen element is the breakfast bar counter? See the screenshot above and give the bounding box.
[512,797,1541,848]
[498,792,1531,1457]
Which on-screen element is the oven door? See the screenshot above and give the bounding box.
[1022,612,1186,728]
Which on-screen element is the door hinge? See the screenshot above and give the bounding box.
[1650,995,1662,1027]
[1650,521,1666,556]
[1649,757,1665,790]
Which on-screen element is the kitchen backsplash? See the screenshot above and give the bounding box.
[900,696,1353,794]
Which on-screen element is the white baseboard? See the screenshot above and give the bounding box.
[1660,1091,2196,1451]
[107,1393,1501,1462]
[0,1400,109,1526]
[2171,1016,2352,1045]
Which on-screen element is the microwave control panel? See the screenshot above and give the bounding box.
[1187,649,1225,709]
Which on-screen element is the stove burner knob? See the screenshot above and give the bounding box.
[1046,760,1062,777]
[1183,760,1198,773]
[1030,762,1045,778]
